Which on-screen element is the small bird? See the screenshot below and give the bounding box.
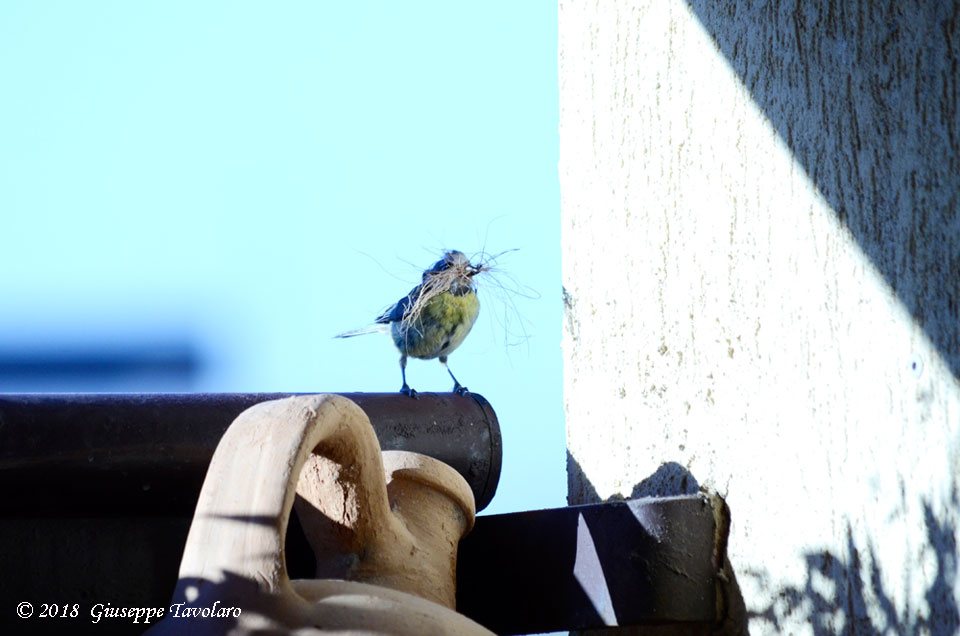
[336,250,482,397]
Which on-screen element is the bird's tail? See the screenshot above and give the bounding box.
[334,325,389,338]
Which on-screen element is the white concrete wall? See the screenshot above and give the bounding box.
[560,1,960,633]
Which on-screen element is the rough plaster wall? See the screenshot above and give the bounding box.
[560,1,959,633]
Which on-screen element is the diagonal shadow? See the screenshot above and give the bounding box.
[687,1,960,379]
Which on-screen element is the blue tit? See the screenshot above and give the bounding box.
[337,250,481,397]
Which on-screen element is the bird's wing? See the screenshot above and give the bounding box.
[376,285,421,324]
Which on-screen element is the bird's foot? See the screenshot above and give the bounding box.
[452,382,470,396]
[400,384,419,399]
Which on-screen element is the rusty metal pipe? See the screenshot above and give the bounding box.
[0,392,501,514]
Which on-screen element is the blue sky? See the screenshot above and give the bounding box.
[0,2,562,515]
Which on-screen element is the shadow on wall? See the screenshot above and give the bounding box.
[745,489,959,634]
[687,1,960,380]
[567,455,702,505]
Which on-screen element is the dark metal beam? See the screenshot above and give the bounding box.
[0,392,501,513]
[457,494,723,634]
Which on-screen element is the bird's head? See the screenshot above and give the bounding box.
[422,250,483,294]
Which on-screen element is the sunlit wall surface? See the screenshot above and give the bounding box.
[0,2,562,515]
[561,1,959,632]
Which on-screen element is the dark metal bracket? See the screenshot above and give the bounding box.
[457,494,727,634]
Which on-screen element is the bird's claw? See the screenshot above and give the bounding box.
[452,383,469,396]
[400,385,419,399]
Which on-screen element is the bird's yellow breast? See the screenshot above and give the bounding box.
[392,290,479,360]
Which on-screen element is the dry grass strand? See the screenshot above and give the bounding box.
[398,253,488,330]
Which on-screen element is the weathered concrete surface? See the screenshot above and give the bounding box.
[560,1,959,633]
